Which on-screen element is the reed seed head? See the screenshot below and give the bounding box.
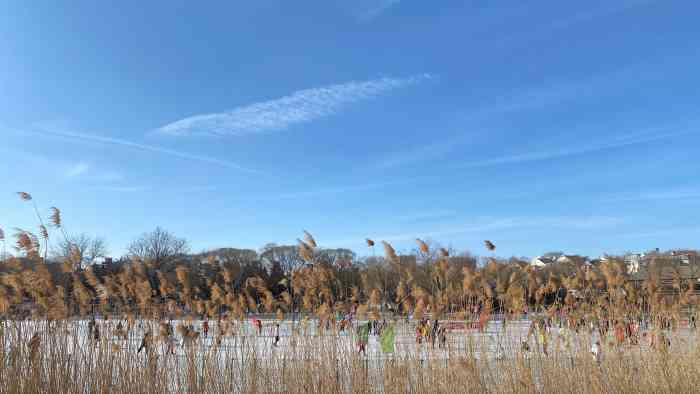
[17,192,32,201]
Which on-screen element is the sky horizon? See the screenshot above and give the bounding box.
[2,1,699,259]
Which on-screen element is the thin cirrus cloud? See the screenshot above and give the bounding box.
[603,187,700,203]
[395,210,457,222]
[156,74,432,137]
[377,58,691,170]
[621,226,700,239]
[494,0,656,49]
[1,146,123,183]
[378,123,689,171]
[64,162,90,178]
[455,127,691,170]
[359,0,401,21]
[88,185,218,193]
[326,215,621,247]
[89,186,152,193]
[15,126,259,173]
[269,179,416,201]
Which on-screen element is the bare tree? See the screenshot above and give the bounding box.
[127,227,189,266]
[315,248,356,267]
[196,248,258,265]
[52,233,108,269]
[259,243,306,274]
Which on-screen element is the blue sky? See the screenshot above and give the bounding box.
[2,0,699,259]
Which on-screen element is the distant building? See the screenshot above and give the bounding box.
[623,250,698,274]
[624,253,644,274]
[556,255,589,265]
[531,254,587,268]
[628,256,700,296]
[669,250,698,265]
[530,256,555,267]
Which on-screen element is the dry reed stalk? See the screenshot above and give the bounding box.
[17,192,32,201]
[303,230,317,249]
[381,241,398,264]
[298,239,314,262]
[416,238,429,254]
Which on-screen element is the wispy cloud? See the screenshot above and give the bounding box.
[491,1,657,52]
[456,128,689,170]
[359,0,401,21]
[620,226,700,240]
[604,187,700,203]
[395,210,457,222]
[1,145,124,183]
[326,219,513,247]
[535,0,656,34]
[88,185,218,193]
[13,126,258,173]
[326,215,621,246]
[64,162,90,178]
[378,138,459,169]
[268,179,416,201]
[157,75,432,137]
[378,113,694,171]
[377,63,671,170]
[90,185,152,193]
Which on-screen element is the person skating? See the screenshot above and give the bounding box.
[273,323,280,347]
[115,320,127,340]
[613,320,625,346]
[521,341,530,354]
[88,317,97,341]
[138,330,152,354]
[160,321,176,355]
[438,327,447,349]
[252,318,263,335]
[357,321,370,355]
[202,320,209,338]
[495,341,505,361]
[430,319,439,349]
[538,323,548,356]
[591,340,603,364]
[93,323,100,342]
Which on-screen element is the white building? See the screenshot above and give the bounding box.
[530,256,555,267]
[624,253,643,274]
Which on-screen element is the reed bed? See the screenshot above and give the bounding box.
[1,192,699,393]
